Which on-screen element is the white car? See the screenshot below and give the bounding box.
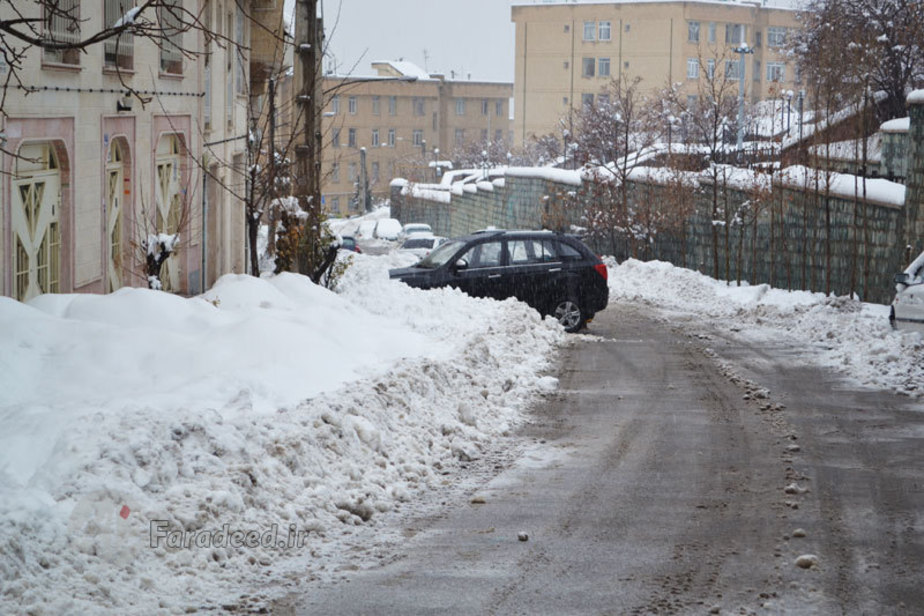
[398,223,433,241]
[397,235,446,260]
[891,249,924,332]
[373,218,402,241]
[355,220,378,240]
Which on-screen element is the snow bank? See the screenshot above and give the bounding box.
[0,259,563,613]
[609,258,924,397]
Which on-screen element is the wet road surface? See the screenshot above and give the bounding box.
[274,303,924,615]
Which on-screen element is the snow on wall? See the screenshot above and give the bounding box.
[779,165,906,208]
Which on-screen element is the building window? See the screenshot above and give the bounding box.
[495,129,503,143]
[582,93,594,109]
[688,21,700,43]
[481,128,488,142]
[412,129,423,146]
[371,129,379,147]
[496,100,504,116]
[753,60,761,82]
[234,4,245,93]
[564,24,570,33]
[331,95,340,114]
[706,59,715,79]
[582,57,595,77]
[331,196,340,211]
[708,22,716,43]
[687,94,698,107]
[598,58,610,77]
[767,26,786,48]
[583,21,595,41]
[481,98,489,115]
[687,58,699,79]
[371,162,379,183]
[563,97,569,105]
[766,62,785,82]
[794,65,802,84]
[348,128,356,147]
[598,21,611,41]
[332,128,340,147]
[597,93,610,107]
[348,96,357,114]
[372,95,380,115]
[754,31,762,48]
[413,97,425,116]
[331,163,340,182]
[348,162,357,182]
[725,59,740,80]
[44,0,81,65]
[454,128,464,145]
[389,95,397,115]
[388,128,395,146]
[104,0,134,69]
[726,24,744,45]
[455,98,465,115]
[159,0,183,73]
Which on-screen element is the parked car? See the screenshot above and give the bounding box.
[397,235,446,260]
[398,223,433,241]
[373,218,402,241]
[389,230,609,332]
[355,220,377,240]
[890,249,924,332]
[339,235,361,253]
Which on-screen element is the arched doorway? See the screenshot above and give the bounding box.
[12,143,62,301]
[105,139,129,291]
[154,134,182,292]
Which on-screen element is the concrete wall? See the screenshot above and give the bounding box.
[393,97,924,306]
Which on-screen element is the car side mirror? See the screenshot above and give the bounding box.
[895,272,913,286]
[452,259,469,272]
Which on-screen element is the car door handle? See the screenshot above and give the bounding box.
[488,274,502,279]
[548,268,562,273]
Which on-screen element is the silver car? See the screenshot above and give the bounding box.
[890,250,924,332]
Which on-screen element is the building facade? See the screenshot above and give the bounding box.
[320,62,512,216]
[512,0,800,145]
[0,0,283,301]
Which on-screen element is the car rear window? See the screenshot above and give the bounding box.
[403,237,435,249]
[557,240,584,260]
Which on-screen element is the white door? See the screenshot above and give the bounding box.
[106,142,125,291]
[154,135,182,292]
[11,144,61,301]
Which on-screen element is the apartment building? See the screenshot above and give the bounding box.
[1,0,283,301]
[512,0,800,145]
[321,62,513,216]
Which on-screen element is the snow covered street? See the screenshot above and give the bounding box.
[2,252,924,613]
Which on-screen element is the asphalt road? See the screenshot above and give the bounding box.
[275,303,924,615]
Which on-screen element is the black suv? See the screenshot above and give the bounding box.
[389,230,609,332]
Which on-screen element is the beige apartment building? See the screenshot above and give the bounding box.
[1,0,284,301]
[321,62,513,216]
[512,0,801,145]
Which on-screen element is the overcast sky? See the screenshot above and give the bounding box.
[305,0,803,84]
[319,0,518,82]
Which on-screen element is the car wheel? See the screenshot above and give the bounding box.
[553,297,585,333]
[889,305,897,330]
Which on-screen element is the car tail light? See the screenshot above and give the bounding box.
[593,261,608,281]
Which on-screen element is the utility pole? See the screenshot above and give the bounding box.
[732,45,753,154]
[359,147,371,212]
[294,0,323,273]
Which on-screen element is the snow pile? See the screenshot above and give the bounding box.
[609,258,924,396]
[0,261,562,613]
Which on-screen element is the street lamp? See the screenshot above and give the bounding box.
[732,45,754,153]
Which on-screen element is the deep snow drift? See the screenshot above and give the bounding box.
[608,258,924,397]
[0,253,563,614]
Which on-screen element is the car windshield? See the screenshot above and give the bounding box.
[402,237,435,249]
[415,239,465,268]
